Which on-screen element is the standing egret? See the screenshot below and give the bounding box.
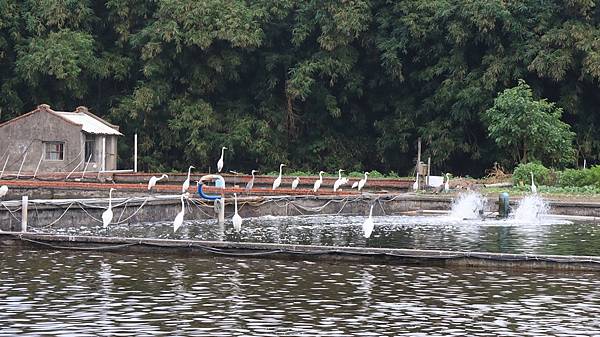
[148,174,168,190]
[358,171,370,191]
[291,177,300,190]
[272,164,286,190]
[245,170,258,192]
[217,147,227,173]
[182,166,195,193]
[102,188,116,229]
[530,172,537,194]
[173,194,185,233]
[363,205,374,238]
[0,185,7,198]
[444,173,450,193]
[232,193,242,232]
[413,172,419,191]
[333,169,345,192]
[313,171,325,192]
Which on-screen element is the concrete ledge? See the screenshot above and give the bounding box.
[2,232,600,271]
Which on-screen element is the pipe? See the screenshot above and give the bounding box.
[196,174,225,200]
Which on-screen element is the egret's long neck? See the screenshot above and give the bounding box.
[319,172,323,181]
[108,189,113,208]
[338,170,342,179]
[187,167,193,179]
[531,174,534,184]
[369,205,373,218]
[234,195,238,213]
[220,148,225,159]
[279,165,283,177]
[251,171,255,178]
[364,172,368,182]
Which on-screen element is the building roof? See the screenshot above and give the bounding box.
[53,111,123,136]
[0,104,123,136]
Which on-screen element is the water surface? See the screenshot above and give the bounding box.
[1,247,600,336]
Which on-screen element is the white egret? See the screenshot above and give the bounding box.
[358,171,369,191]
[148,174,168,190]
[182,166,195,193]
[530,172,537,194]
[413,172,419,191]
[362,205,374,238]
[272,164,286,190]
[333,169,345,192]
[232,193,242,232]
[245,170,258,192]
[173,194,185,233]
[444,173,450,193]
[313,171,325,192]
[102,188,116,229]
[217,147,227,173]
[351,181,359,189]
[0,185,7,198]
[291,176,300,190]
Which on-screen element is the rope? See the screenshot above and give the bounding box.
[42,202,75,228]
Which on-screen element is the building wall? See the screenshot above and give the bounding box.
[0,110,83,173]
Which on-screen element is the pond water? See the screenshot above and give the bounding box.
[32,213,600,256]
[1,246,600,336]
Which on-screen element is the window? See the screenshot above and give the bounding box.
[44,142,64,161]
[85,135,95,162]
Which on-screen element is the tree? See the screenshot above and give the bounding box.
[483,79,575,167]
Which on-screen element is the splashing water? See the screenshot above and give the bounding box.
[449,192,487,220]
[512,194,549,222]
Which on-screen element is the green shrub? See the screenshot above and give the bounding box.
[512,162,553,186]
[558,166,600,187]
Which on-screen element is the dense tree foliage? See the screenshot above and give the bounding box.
[1,0,599,176]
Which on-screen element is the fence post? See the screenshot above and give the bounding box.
[21,196,28,232]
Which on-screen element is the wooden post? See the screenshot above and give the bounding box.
[21,196,28,232]
[81,153,93,179]
[134,133,138,172]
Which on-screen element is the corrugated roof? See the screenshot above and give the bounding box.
[53,111,123,136]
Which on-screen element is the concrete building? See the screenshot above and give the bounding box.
[0,104,122,174]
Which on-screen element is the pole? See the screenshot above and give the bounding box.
[81,153,93,179]
[134,133,138,172]
[21,196,28,232]
[17,151,27,179]
[416,138,421,186]
[584,159,587,169]
[101,136,106,172]
[427,157,431,186]
[0,154,9,179]
[33,152,44,179]
[66,159,83,180]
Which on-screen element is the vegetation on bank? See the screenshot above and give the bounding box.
[1,1,599,177]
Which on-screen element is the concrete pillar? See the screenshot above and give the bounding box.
[21,196,28,232]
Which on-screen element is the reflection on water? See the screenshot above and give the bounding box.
[1,247,600,336]
[32,214,600,256]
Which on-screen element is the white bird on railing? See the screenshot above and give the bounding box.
[413,172,419,191]
[0,185,8,198]
[291,176,300,190]
[232,193,242,232]
[102,188,116,229]
[148,174,168,190]
[333,169,345,192]
[358,171,369,191]
[182,166,195,193]
[245,169,258,192]
[217,146,227,173]
[173,194,185,233]
[530,172,537,194]
[444,173,450,193]
[363,204,374,238]
[272,164,286,190]
[313,171,325,192]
